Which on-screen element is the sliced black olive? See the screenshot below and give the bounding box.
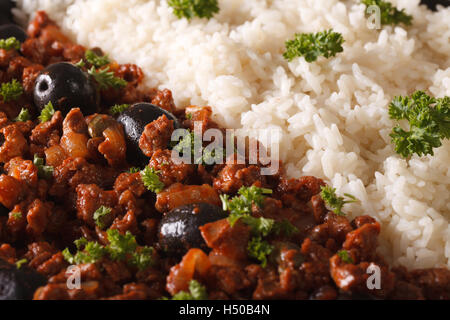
[0,258,47,300]
[0,14,11,26]
[0,24,27,43]
[158,203,227,255]
[0,0,14,11]
[0,1,14,25]
[33,62,100,116]
[420,0,450,11]
[0,204,8,216]
[117,102,179,166]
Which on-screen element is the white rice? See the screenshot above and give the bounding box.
[15,0,450,269]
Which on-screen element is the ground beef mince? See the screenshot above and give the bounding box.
[0,11,448,300]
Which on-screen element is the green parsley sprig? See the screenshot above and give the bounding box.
[272,219,300,238]
[361,0,413,26]
[109,103,130,116]
[14,108,31,122]
[15,258,28,269]
[33,154,54,180]
[337,250,354,264]
[164,280,208,300]
[0,37,21,51]
[220,186,273,226]
[172,130,224,165]
[128,167,141,174]
[243,216,298,267]
[106,229,138,261]
[62,229,154,270]
[74,59,86,68]
[38,101,55,123]
[129,246,155,270]
[0,79,23,102]
[172,130,195,153]
[140,166,165,193]
[247,236,273,268]
[62,238,106,265]
[389,91,450,158]
[85,49,110,68]
[168,0,219,20]
[220,186,298,267]
[108,229,155,270]
[283,29,344,63]
[88,66,127,90]
[93,206,112,230]
[221,186,296,237]
[320,186,358,216]
[11,211,22,220]
[241,216,275,237]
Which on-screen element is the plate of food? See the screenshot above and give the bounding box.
[0,0,449,300]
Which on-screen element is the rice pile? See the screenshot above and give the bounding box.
[16,0,450,269]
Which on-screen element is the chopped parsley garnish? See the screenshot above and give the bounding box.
[85,49,110,68]
[172,131,197,161]
[166,280,208,300]
[238,215,298,239]
[168,0,219,20]
[62,238,106,265]
[172,131,198,161]
[241,216,298,267]
[15,259,28,269]
[220,186,298,267]
[337,250,354,264]
[202,146,224,165]
[388,91,450,158]
[106,229,138,261]
[74,59,85,68]
[129,246,155,270]
[62,229,154,270]
[88,66,127,90]
[220,186,272,226]
[247,236,273,268]
[0,79,23,102]
[106,229,154,270]
[272,219,300,238]
[140,166,165,193]
[172,130,195,152]
[93,206,111,230]
[283,29,344,63]
[240,216,275,237]
[33,154,54,180]
[0,37,21,51]
[14,108,31,122]
[109,103,130,116]
[361,0,413,26]
[172,129,225,165]
[11,211,22,220]
[320,186,358,216]
[38,101,55,123]
[128,167,141,174]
